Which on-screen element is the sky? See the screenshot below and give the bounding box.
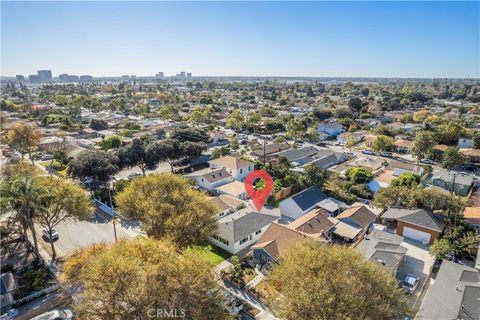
[1,1,479,78]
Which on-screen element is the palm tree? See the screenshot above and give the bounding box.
[0,176,45,260]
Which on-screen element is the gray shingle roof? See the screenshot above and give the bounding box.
[218,208,278,243]
[289,186,328,211]
[418,260,480,320]
[382,208,445,232]
[432,169,474,186]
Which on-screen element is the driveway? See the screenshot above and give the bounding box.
[398,239,435,306]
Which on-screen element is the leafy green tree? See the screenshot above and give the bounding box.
[98,135,122,150]
[117,138,159,175]
[371,135,395,153]
[170,125,210,143]
[247,112,262,133]
[391,172,420,188]
[286,118,305,139]
[303,164,327,188]
[89,119,108,131]
[226,110,245,131]
[442,147,464,170]
[180,141,207,159]
[116,174,217,248]
[229,138,240,150]
[35,177,94,260]
[429,238,454,260]
[68,150,119,182]
[211,148,222,159]
[412,131,437,160]
[63,239,228,320]
[266,240,410,320]
[346,167,373,184]
[348,97,363,113]
[158,105,180,121]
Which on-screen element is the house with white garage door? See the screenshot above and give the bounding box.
[381,208,445,245]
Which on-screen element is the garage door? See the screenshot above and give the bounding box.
[403,226,431,244]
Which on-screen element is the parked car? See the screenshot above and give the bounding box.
[381,151,393,158]
[42,229,59,242]
[40,154,54,161]
[461,165,478,172]
[295,139,304,145]
[362,149,374,155]
[420,159,434,164]
[239,139,247,145]
[401,274,419,293]
[31,309,73,320]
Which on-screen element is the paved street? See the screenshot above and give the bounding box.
[114,161,171,180]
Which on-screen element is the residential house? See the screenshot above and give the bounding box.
[429,169,474,196]
[381,208,445,244]
[336,131,364,145]
[286,208,336,242]
[317,122,343,137]
[209,156,254,182]
[210,208,278,255]
[208,194,245,219]
[394,139,413,153]
[187,168,233,193]
[385,161,423,177]
[460,148,480,163]
[463,207,480,231]
[356,230,407,276]
[279,186,327,221]
[250,143,291,161]
[417,260,479,320]
[335,205,377,239]
[458,137,474,149]
[216,181,249,200]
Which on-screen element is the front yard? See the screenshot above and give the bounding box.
[187,245,231,266]
[39,160,68,177]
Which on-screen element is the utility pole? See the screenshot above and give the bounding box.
[108,182,118,243]
[263,138,266,164]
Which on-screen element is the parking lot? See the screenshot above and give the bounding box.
[397,239,435,306]
[36,211,141,258]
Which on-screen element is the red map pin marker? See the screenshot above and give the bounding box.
[244,169,273,212]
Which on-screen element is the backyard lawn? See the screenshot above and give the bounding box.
[187,244,231,266]
[39,160,68,177]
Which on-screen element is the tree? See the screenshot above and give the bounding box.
[180,141,207,159]
[211,148,222,159]
[226,110,245,131]
[286,118,305,139]
[345,137,357,152]
[346,167,373,184]
[442,146,464,170]
[35,177,94,260]
[412,131,437,160]
[170,125,210,143]
[98,135,122,150]
[348,97,363,113]
[305,126,319,143]
[229,138,240,151]
[68,150,119,182]
[266,240,410,320]
[62,239,228,320]
[0,175,44,260]
[247,112,262,133]
[413,109,430,123]
[303,164,326,188]
[187,107,209,125]
[116,174,217,248]
[371,135,395,154]
[150,139,182,173]
[7,123,42,164]
[117,138,157,175]
[391,172,420,188]
[429,238,454,260]
[89,119,108,131]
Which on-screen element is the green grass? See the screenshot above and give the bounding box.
[187,244,231,266]
[39,160,68,177]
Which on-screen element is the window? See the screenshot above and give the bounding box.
[249,235,252,240]
[212,235,229,245]
[239,237,249,245]
[240,168,243,174]
[255,229,261,235]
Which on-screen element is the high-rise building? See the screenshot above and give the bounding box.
[59,74,69,82]
[67,75,79,82]
[180,71,186,77]
[37,70,52,82]
[156,72,164,78]
[16,75,25,81]
[29,74,40,83]
[187,73,192,77]
[79,75,93,82]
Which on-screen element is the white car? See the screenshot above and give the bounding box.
[420,159,434,164]
[401,274,419,293]
[31,309,73,320]
[362,149,374,155]
[42,229,59,241]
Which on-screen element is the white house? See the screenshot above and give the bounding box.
[209,156,254,182]
[210,208,278,254]
[458,137,474,149]
[216,181,249,200]
[187,168,233,193]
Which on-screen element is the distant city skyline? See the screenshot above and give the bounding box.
[1,1,479,78]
